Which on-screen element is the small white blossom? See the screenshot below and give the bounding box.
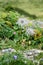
[26,28,35,35]
[16,18,29,27]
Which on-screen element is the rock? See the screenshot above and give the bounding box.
[1,48,16,53]
[23,49,43,60]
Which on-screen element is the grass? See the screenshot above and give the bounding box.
[0,0,43,65]
[0,10,43,50]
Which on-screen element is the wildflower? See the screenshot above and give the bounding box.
[13,55,17,60]
[26,28,35,35]
[16,18,29,27]
[13,32,16,35]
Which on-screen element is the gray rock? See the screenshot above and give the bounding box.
[23,49,43,60]
[1,48,16,53]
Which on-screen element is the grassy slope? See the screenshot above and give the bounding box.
[15,0,43,19]
[0,0,43,19]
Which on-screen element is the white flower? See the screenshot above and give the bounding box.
[26,28,35,35]
[16,18,29,27]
